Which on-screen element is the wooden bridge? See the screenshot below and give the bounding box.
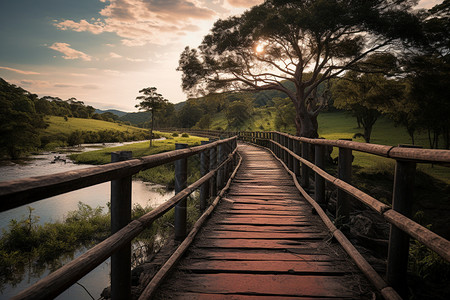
[1,131,449,300]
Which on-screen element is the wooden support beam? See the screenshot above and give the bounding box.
[175,143,188,241]
[110,151,132,300]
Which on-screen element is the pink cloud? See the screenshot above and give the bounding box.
[0,66,40,75]
[54,0,216,46]
[226,0,263,7]
[48,43,92,61]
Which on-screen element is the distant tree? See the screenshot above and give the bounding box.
[273,97,296,131]
[100,112,119,122]
[178,0,422,137]
[332,71,404,143]
[135,87,168,147]
[178,101,203,128]
[400,1,450,148]
[196,115,212,129]
[0,78,47,158]
[225,101,252,129]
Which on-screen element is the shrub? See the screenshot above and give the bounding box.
[172,132,179,137]
[181,133,189,138]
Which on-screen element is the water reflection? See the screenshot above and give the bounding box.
[0,142,174,299]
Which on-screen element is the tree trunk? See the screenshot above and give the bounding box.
[298,114,319,138]
[363,125,372,143]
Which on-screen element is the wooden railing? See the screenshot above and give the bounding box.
[237,130,450,299]
[0,136,238,300]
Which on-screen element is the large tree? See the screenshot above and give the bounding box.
[178,0,422,137]
[135,87,168,147]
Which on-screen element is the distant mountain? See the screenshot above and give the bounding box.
[95,109,128,117]
[119,111,152,126]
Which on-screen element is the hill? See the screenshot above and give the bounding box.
[40,116,149,149]
[94,109,128,117]
[119,111,152,126]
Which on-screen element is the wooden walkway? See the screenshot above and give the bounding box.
[153,144,375,299]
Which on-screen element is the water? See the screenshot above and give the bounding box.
[0,142,174,299]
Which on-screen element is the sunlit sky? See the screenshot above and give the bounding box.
[0,0,442,112]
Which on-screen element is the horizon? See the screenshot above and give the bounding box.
[0,0,442,112]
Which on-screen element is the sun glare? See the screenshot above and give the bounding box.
[255,43,265,54]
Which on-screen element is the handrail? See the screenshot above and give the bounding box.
[272,139,450,261]
[237,130,450,299]
[0,135,238,300]
[0,137,236,212]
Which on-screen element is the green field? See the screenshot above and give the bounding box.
[70,132,207,164]
[44,116,147,136]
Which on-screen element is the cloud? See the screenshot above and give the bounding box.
[0,66,40,75]
[54,83,76,88]
[54,0,216,46]
[18,80,51,88]
[109,52,123,58]
[48,43,92,61]
[226,0,263,7]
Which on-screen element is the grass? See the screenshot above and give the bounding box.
[44,116,147,136]
[70,132,208,187]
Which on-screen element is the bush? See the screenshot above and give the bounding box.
[172,132,179,137]
[181,133,189,138]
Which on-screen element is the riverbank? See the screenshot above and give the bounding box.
[70,132,209,188]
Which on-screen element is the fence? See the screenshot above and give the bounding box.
[0,136,238,300]
[238,130,450,299]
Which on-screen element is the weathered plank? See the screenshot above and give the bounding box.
[179,260,346,275]
[163,273,355,298]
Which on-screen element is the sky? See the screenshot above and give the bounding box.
[0,0,443,112]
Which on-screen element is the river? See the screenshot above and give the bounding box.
[0,141,174,299]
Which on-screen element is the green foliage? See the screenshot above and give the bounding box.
[172,132,179,137]
[0,78,48,158]
[181,133,189,138]
[225,100,252,129]
[178,0,421,137]
[0,203,110,283]
[273,97,295,131]
[331,68,404,143]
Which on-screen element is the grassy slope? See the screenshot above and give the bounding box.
[44,116,147,136]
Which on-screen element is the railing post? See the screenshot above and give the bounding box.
[209,139,217,198]
[387,145,419,298]
[283,135,288,164]
[301,142,310,188]
[336,141,352,228]
[200,141,210,212]
[111,151,132,300]
[293,139,300,179]
[314,143,325,207]
[174,143,188,241]
[217,142,225,190]
[288,136,294,171]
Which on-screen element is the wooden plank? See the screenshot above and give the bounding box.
[167,273,355,298]
[225,209,307,216]
[230,204,304,211]
[211,224,320,233]
[186,249,336,262]
[195,238,323,250]
[163,293,348,300]
[202,231,326,240]
[215,217,311,226]
[179,260,347,275]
